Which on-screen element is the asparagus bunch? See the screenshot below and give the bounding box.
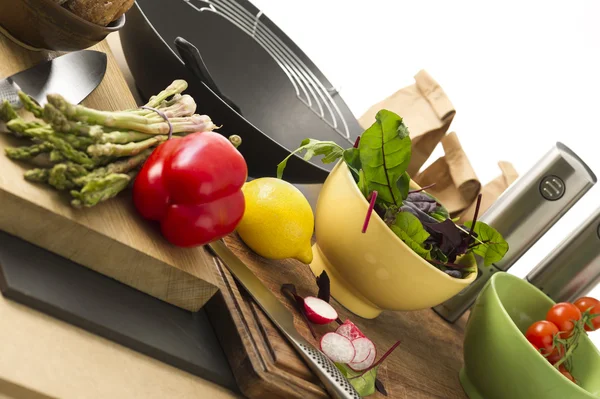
[1,80,219,208]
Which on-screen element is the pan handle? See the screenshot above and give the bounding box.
[174,37,242,115]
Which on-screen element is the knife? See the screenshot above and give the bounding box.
[0,50,107,109]
[207,240,361,399]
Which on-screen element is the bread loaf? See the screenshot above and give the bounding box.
[65,0,134,26]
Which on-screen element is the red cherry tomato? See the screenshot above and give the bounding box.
[546,303,582,338]
[574,297,600,331]
[574,297,599,313]
[558,365,576,383]
[525,321,560,360]
[546,344,565,364]
[589,303,600,332]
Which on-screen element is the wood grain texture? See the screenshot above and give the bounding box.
[206,234,471,399]
[0,34,218,311]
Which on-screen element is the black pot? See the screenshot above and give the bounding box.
[119,0,363,183]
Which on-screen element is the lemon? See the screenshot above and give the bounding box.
[237,178,314,264]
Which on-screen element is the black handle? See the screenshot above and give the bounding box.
[174,37,242,115]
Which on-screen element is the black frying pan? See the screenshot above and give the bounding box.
[119,0,363,183]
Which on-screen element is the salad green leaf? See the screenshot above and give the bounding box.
[390,212,431,259]
[277,139,344,179]
[463,221,509,266]
[358,110,412,206]
[335,363,379,397]
[343,147,361,179]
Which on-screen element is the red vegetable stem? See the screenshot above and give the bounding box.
[350,340,401,378]
[467,193,483,241]
[353,136,361,148]
[362,191,378,233]
[408,183,436,194]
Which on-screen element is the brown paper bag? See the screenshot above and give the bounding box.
[358,69,455,176]
[457,161,519,223]
[413,132,481,217]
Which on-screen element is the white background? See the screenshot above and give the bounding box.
[248,0,600,346]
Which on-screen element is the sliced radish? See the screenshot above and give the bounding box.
[304,296,338,325]
[349,346,377,371]
[351,337,376,363]
[320,333,355,363]
[336,319,365,340]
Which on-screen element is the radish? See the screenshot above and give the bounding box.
[351,337,376,363]
[336,319,365,340]
[304,296,338,325]
[320,333,355,363]
[349,346,377,371]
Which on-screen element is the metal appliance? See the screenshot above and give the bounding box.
[527,206,600,303]
[433,142,596,323]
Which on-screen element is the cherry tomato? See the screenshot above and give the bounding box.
[525,321,559,359]
[546,303,582,338]
[588,303,600,332]
[574,297,600,331]
[573,297,599,313]
[558,365,576,383]
[546,343,565,364]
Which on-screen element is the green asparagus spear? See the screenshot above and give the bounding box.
[70,173,132,208]
[18,91,43,118]
[5,118,48,138]
[87,135,167,158]
[48,164,75,190]
[24,168,50,183]
[50,150,65,163]
[74,148,153,185]
[0,100,18,122]
[43,103,106,138]
[99,130,156,144]
[144,80,188,109]
[47,94,215,134]
[23,127,94,167]
[5,143,54,161]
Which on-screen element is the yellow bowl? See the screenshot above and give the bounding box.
[310,161,476,319]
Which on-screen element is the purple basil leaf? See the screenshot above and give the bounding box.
[316,271,331,303]
[375,378,388,396]
[281,284,318,339]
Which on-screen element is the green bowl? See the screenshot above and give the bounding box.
[460,272,600,399]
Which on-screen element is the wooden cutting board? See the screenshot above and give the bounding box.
[0,34,218,311]
[206,234,471,399]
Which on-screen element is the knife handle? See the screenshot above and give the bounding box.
[288,335,361,399]
[0,79,23,109]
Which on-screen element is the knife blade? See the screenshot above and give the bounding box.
[0,50,107,109]
[207,240,360,399]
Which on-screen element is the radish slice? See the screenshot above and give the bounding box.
[304,296,338,325]
[351,337,375,363]
[349,346,377,371]
[320,333,355,363]
[336,319,365,340]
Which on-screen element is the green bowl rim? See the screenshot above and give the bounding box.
[488,272,600,396]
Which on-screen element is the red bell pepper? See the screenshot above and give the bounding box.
[133,131,247,247]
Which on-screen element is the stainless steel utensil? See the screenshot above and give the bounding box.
[433,142,596,323]
[527,206,600,303]
[0,50,107,109]
[207,240,361,399]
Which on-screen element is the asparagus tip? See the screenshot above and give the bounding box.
[229,135,242,149]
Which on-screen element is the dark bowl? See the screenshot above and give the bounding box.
[0,0,125,52]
